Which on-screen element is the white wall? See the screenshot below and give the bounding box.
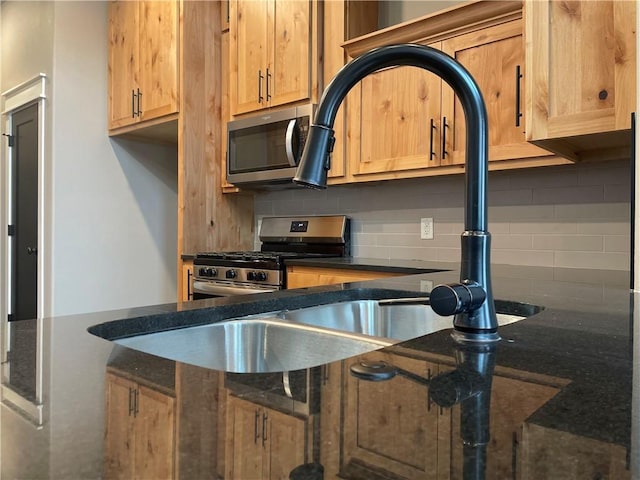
[378,0,465,29]
[1,1,178,317]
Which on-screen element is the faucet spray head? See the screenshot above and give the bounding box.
[293,125,335,189]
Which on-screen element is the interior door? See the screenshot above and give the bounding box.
[7,103,39,398]
[10,103,39,322]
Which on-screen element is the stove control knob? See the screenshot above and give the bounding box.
[246,271,256,281]
[226,269,237,279]
[207,268,218,278]
[198,267,208,277]
[255,271,268,282]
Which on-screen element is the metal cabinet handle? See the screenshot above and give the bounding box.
[441,116,449,159]
[262,411,268,446]
[128,387,134,416]
[186,268,192,300]
[254,410,260,444]
[266,68,272,101]
[131,90,136,118]
[258,70,264,103]
[26,247,37,255]
[136,88,142,116]
[134,388,139,417]
[515,65,523,127]
[427,367,433,411]
[429,119,436,161]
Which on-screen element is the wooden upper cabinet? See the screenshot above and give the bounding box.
[525,0,637,161]
[137,1,179,123]
[230,0,312,115]
[108,1,179,131]
[108,1,139,129]
[441,20,551,166]
[349,49,444,176]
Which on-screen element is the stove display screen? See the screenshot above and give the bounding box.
[290,220,309,233]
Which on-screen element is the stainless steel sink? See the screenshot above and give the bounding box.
[278,300,450,341]
[114,299,530,373]
[115,317,391,373]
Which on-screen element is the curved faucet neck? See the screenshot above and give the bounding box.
[314,44,489,232]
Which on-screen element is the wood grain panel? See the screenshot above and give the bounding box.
[104,373,136,480]
[269,0,311,108]
[135,385,176,480]
[230,0,269,114]
[441,20,551,165]
[178,0,254,258]
[286,266,402,289]
[139,1,179,122]
[108,1,139,129]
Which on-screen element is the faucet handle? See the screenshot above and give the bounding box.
[429,282,486,317]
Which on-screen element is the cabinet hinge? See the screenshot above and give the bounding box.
[2,133,14,147]
[8,225,15,236]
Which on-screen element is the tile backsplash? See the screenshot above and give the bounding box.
[254,160,631,271]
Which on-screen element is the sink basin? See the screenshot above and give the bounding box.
[278,300,450,341]
[114,299,533,373]
[115,317,391,373]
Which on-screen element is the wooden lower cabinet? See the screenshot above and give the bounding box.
[339,350,565,480]
[342,351,443,480]
[448,375,560,480]
[521,423,630,480]
[104,372,176,480]
[286,265,402,289]
[225,395,310,480]
[180,260,193,302]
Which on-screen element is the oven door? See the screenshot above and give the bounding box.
[192,279,279,299]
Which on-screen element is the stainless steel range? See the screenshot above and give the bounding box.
[192,215,350,299]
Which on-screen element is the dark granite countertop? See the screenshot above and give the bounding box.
[3,263,637,479]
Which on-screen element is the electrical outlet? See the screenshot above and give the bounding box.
[420,280,434,292]
[420,218,434,240]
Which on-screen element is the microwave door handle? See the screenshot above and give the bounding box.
[285,118,299,167]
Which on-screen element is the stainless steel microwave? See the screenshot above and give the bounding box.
[226,104,314,186]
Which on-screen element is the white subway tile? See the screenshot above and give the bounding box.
[578,218,631,236]
[553,251,629,270]
[604,235,630,253]
[532,235,603,252]
[492,234,534,250]
[533,185,603,205]
[492,250,554,267]
[510,221,577,234]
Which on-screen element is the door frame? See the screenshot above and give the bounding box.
[1,73,47,426]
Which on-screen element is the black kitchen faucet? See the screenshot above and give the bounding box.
[293,44,499,343]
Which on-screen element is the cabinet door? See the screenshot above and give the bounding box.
[267,0,311,108]
[343,351,440,479]
[108,1,139,129]
[181,261,193,302]
[104,373,136,480]
[138,1,179,122]
[526,0,636,143]
[448,375,560,480]
[225,396,265,480]
[134,385,176,480]
[441,20,550,166]
[264,407,307,480]
[230,0,270,115]
[349,43,443,177]
[286,266,401,289]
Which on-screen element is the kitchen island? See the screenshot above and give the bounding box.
[1,263,635,479]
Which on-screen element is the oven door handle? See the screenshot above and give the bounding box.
[193,280,277,297]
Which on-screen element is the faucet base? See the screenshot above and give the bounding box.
[451,330,501,344]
